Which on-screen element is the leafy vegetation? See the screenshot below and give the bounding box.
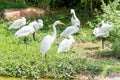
[0,0,26,11]
[87,0,120,55]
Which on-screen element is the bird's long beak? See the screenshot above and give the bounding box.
[61,22,66,25]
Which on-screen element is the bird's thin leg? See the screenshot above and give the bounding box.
[24,36,28,44]
[33,32,36,41]
[45,54,50,71]
[102,37,105,49]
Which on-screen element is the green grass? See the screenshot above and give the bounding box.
[0,4,120,79]
[0,16,120,79]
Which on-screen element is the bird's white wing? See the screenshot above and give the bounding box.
[60,26,79,37]
[34,23,42,31]
[96,24,112,37]
[38,22,43,29]
[40,35,55,56]
[15,26,34,38]
[100,24,112,33]
[57,39,72,53]
[9,19,24,30]
[29,21,37,26]
[29,21,43,31]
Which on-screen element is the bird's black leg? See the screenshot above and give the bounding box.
[102,37,105,49]
[45,54,50,71]
[33,32,36,41]
[24,36,28,43]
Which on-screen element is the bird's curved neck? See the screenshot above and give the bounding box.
[52,24,57,38]
[72,12,77,19]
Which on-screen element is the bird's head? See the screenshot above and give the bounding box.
[21,17,26,25]
[37,19,44,29]
[21,17,26,20]
[74,23,80,28]
[67,35,75,42]
[54,20,65,26]
[67,35,72,39]
[71,9,75,14]
[38,19,43,24]
[99,20,104,27]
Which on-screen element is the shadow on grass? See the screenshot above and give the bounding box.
[93,50,120,59]
[84,47,99,50]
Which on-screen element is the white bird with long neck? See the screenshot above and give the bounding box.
[57,35,75,53]
[40,21,65,57]
[60,23,80,38]
[71,9,80,26]
[93,21,112,49]
[40,21,64,71]
[15,19,43,41]
[8,17,26,30]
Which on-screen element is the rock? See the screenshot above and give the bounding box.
[2,7,45,21]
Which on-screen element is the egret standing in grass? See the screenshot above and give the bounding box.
[8,17,26,30]
[93,21,112,49]
[40,21,64,69]
[71,9,80,26]
[60,23,80,38]
[15,19,43,42]
[57,35,75,53]
[28,19,43,40]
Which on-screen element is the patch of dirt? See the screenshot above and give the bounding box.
[74,42,120,80]
[75,41,112,58]
[74,42,100,57]
[75,72,120,80]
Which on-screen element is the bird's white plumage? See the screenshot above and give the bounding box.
[29,19,43,31]
[40,35,55,56]
[93,27,100,35]
[93,21,112,38]
[71,9,80,26]
[57,35,75,53]
[29,21,38,26]
[40,21,64,56]
[15,19,43,38]
[15,25,35,38]
[60,23,80,37]
[8,17,26,30]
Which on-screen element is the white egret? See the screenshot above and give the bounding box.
[15,19,43,42]
[60,23,80,38]
[40,20,64,70]
[28,19,43,40]
[93,21,112,49]
[29,19,43,30]
[40,21,65,56]
[8,17,26,30]
[57,35,75,53]
[71,9,80,26]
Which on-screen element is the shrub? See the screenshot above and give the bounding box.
[100,0,120,55]
[85,61,103,75]
[112,40,120,57]
[87,0,120,54]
